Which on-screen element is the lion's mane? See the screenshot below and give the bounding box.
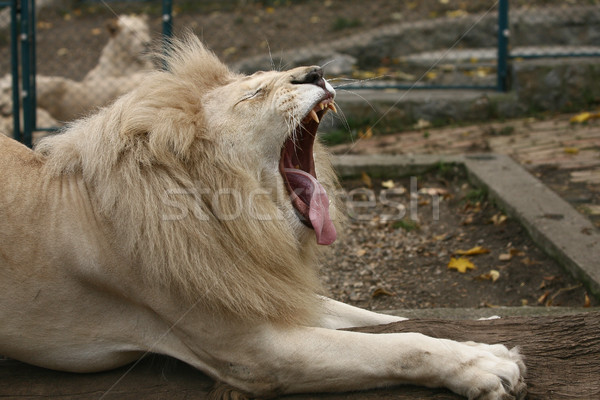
[35,37,341,324]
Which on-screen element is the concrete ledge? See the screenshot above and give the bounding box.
[382,306,598,320]
[332,154,600,299]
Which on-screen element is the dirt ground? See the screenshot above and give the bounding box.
[320,169,596,311]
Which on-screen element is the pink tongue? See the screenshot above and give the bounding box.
[283,168,337,245]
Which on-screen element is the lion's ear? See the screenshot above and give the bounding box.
[106,19,120,37]
[147,109,200,161]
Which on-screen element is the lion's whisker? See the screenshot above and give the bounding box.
[319,59,337,70]
[332,75,389,89]
[336,89,379,114]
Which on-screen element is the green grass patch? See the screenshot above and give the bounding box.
[464,188,487,203]
[331,17,363,31]
[393,219,419,232]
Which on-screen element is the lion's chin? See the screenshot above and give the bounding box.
[279,98,337,245]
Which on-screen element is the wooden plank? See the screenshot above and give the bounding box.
[1,313,599,399]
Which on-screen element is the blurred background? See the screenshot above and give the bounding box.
[1,0,599,142]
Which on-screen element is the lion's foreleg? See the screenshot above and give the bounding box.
[201,324,525,399]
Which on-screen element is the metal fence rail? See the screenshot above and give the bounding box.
[0,0,599,147]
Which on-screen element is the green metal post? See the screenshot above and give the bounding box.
[497,0,510,92]
[30,0,37,130]
[162,0,173,39]
[162,0,173,70]
[19,0,35,147]
[9,0,20,142]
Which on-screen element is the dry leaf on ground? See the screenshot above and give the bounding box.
[490,213,507,225]
[454,246,491,256]
[448,257,475,273]
[499,253,512,261]
[564,147,580,155]
[475,270,500,282]
[381,180,395,189]
[360,172,373,188]
[358,126,373,140]
[372,288,396,298]
[570,111,600,124]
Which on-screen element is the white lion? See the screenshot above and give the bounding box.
[83,14,154,82]
[0,36,526,400]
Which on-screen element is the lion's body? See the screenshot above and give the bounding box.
[0,36,526,399]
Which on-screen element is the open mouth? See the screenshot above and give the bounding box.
[279,95,338,245]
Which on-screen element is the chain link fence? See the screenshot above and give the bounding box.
[510,3,600,59]
[0,0,599,146]
[0,0,173,144]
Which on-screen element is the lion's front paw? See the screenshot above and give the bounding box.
[449,342,526,400]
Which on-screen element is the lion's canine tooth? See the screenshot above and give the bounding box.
[328,103,337,113]
[310,109,320,123]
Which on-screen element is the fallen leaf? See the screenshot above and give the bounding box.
[413,119,432,130]
[419,187,448,196]
[358,126,373,140]
[490,213,507,225]
[564,147,580,155]
[265,6,275,13]
[455,246,491,256]
[522,257,540,266]
[448,257,475,273]
[570,111,600,124]
[37,21,53,29]
[537,291,550,305]
[356,249,367,257]
[372,288,395,298]
[509,248,525,257]
[584,293,591,307]
[425,71,438,80]
[376,66,390,76]
[381,180,395,189]
[498,253,512,261]
[447,9,468,18]
[90,27,102,35]
[475,269,500,282]
[353,70,377,80]
[434,233,453,241]
[360,171,373,188]
[488,269,500,282]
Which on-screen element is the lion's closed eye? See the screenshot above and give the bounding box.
[235,87,266,106]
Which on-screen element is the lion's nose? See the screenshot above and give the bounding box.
[291,67,325,87]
